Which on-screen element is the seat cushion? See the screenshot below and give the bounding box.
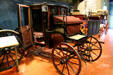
[69,34,86,40]
[0,36,19,48]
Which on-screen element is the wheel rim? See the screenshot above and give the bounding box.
[80,36,102,62]
[52,42,81,75]
[0,31,23,71]
[0,47,23,71]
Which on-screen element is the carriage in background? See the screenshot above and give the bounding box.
[0,2,102,75]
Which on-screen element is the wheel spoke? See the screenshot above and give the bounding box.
[90,37,92,42]
[88,51,90,61]
[91,50,98,56]
[11,51,21,58]
[73,57,79,60]
[83,54,87,59]
[70,55,78,59]
[10,52,16,55]
[56,63,61,66]
[65,50,69,57]
[67,63,77,74]
[86,51,89,60]
[62,64,66,73]
[55,49,61,55]
[69,61,79,65]
[91,43,100,49]
[54,50,63,58]
[66,63,70,75]
[84,43,88,47]
[92,49,100,50]
[92,42,98,44]
[10,49,15,51]
[89,37,92,46]
[59,45,65,56]
[90,55,94,60]
[0,55,5,66]
[9,55,16,63]
[6,55,10,67]
[0,54,2,57]
[80,46,85,50]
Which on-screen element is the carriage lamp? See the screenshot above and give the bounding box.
[41,2,48,12]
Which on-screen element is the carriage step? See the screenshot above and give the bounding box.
[29,47,52,59]
[39,52,51,58]
[34,42,46,47]
[99,41,104,44]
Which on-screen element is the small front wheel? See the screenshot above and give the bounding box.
[79,36,102,62]
[0,30,24,72]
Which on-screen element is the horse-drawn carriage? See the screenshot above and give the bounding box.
[0,2,102,75]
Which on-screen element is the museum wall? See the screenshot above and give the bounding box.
[78,0,109,14]
[0,0,69,30]
[0,0,46,30]
[0,0,18,30]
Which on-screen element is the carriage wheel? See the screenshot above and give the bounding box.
[0,30,24,71]
[79,36,102,62]
[52,42,81,75]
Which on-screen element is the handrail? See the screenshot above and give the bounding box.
[0,29,19,35]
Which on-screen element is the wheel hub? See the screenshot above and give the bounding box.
[60,59,67,64]
[86,47,92,51]
[6,50,10,54]
[3,48,11,54]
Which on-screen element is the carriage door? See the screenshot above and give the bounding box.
[18,4,33,48]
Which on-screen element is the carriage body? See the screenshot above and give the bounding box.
[0,2,102,75]
[17,2,71,48]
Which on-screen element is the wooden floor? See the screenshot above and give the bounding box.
[0,29,113,75]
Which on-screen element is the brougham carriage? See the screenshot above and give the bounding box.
[0,2,102,75]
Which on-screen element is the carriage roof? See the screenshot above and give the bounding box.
[30,2,70,8]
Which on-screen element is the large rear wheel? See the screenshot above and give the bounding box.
[52,42,81,75]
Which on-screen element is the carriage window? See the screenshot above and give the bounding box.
[51,7,59,15]
[55,7,59,15]
[51,0,72,3]
[20,7,29,26]
[60,8,65,15]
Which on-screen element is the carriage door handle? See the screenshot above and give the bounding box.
[26,26,30,31]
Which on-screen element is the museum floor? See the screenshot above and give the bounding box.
[0,29,113,75]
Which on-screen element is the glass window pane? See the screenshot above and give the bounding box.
[20,7,29,26]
